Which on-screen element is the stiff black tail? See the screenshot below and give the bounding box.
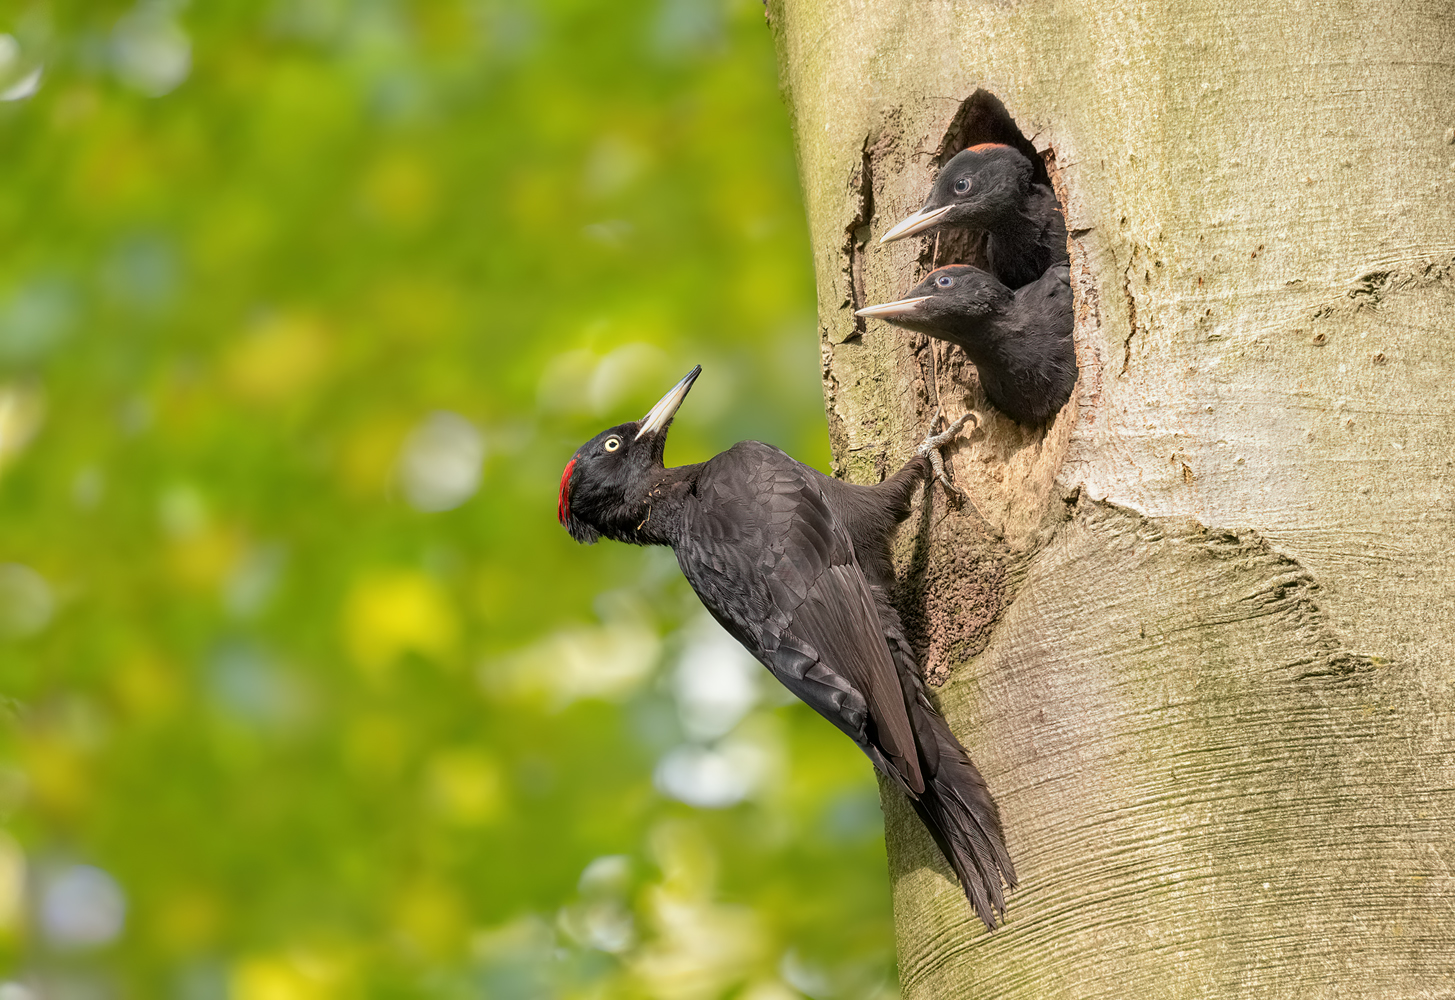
[904,695,1017,929]
[877,593,1016,930]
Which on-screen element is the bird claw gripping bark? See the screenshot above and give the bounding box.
[916,406,979,500]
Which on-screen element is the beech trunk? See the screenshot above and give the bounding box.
[767,2,1455,996]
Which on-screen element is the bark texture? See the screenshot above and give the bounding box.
[767,1,1455,996]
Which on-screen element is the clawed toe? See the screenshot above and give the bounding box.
[915,405,981,501]
[915,407,979,453]
[928,449,966,499]
[919,413,976,454]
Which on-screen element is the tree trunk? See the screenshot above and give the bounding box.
[767,2,1455,996]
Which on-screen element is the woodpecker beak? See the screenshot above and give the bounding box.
[855,297,931,320]
[636,365,702,441]
[879,203,956,243]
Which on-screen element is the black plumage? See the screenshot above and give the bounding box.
[857,263,1077,426]
[559,367,1016,928]
[880,143,1068,290]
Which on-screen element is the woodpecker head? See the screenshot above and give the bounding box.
[854,265,1012,339]
[558,365,701,544]
[880,144,1035,243]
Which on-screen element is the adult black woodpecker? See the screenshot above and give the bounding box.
[879,143,1068,290]
[558,367,1016,928]
[856,262,1076,426]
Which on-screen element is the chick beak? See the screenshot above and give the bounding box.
[855,297,931,320]
[635,365,702,441]
[879,203,957,243]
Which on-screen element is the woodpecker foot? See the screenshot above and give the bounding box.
[916,406,979,500]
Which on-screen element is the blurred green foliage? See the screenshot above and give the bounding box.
[0,0,899,997]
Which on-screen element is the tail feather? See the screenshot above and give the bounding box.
[906,697,1016,929]
[874,588,1016,930]
[921,701,1017,886]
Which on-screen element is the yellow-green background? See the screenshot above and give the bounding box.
[0,0,897,996]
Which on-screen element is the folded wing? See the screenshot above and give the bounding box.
[677,442,923,795]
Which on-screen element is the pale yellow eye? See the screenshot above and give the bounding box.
[604,437,621,452]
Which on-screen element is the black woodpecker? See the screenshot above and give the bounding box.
[558,367,1016,929]
[856,263,1076,426]
[879,143,1068,290]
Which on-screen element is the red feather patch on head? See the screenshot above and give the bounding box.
[557,458,577,526]
[966,142,1012,153]
[925,264,970,280]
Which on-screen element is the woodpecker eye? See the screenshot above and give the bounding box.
[935,275,954,288]
[953,177,971,195]
[604,437,621,453]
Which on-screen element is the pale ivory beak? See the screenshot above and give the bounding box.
[854,297,931,320]
[879,203,956,243]
[636,365,702,440]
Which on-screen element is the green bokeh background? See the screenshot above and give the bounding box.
[0,1,899,997]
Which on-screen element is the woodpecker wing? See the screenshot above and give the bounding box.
[675,442,925,794]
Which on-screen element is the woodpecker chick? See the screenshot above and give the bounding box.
[880,143,1068,290]
[559,367,1017,929]
[857,263,1076,426]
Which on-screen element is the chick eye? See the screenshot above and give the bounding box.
[953,177,971,195]
[604,437,621,453]
[936,275,954,288]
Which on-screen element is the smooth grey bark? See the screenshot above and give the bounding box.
[767,2,1455,997]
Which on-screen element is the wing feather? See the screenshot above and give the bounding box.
[677,442,924,794]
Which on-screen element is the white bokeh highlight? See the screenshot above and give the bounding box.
[0,564,54,638]
[0,383,46,473]
[487,618,661,708]
[398,411,485,512]
[39,865,126,949]
[672,616,761,741]
[654,734,772,809]
[112,4,191,96]
[559,855,636,954]
[536,343,674,417]
[0,834,24,934]
[0,35,42,103]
